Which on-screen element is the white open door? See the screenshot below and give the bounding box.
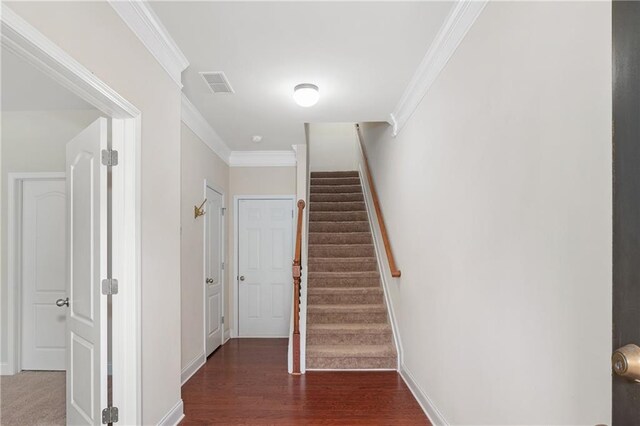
[205,187,224,356]
[66,118,107,425]
[238,199,293,337]
[21,178,67,371]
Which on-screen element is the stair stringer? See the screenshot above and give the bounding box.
[357,162,403,371]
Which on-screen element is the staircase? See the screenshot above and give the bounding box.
[306,170,397,369]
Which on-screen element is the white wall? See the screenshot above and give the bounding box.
[360,2,611,424]
[180,123,229,375]
[0,109,101,368]
[5,2,184,422]
[308,123,358,172]
[228,166,296,333]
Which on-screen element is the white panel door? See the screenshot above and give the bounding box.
[66,118,107,425]
[238,199,293,337]
[205,187,223,356]
[21,178,67,370]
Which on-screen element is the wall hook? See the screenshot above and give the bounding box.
[194,199,207,219]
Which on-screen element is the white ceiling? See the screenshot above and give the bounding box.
[1,50,95,111]
[151,1,454,151]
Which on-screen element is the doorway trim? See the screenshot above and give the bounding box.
[232,195,296,338]
[1,6,142,424]
[7,173,66,374]
[202,180,227,354]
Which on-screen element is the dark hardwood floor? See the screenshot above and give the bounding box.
[181,338,430,425]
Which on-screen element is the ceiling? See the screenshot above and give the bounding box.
[151,1,454,151]
[1,50,95,111]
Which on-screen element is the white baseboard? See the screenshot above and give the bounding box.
[400,364,448,426]
[157,399,184,426]
[306,368,396,372]
[223,328,231,343]
[181,353,205,385]
[0,362,15,376]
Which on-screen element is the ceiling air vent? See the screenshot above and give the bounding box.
[200,71,234,94]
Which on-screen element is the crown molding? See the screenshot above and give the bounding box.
[1,4,140,118]
[181,93,232,164]
[390,0,488,136]
[108,0,189,88]
[229,151,297,168]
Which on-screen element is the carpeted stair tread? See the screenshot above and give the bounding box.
[310,185,363,194]
[309,221,371,233]
[307,344,396,358]
[309,244,375,258]
[308,257,378,273]
[309,211,368,222]
[309,232,372,245]
[310,177,361,186]
[308,270,379,278]
[308,304,386,313]
[311,171,359,178]
[308,287,384,304]
[309,201,366,211]
[308,287,382,294]
[310,193,364,202]
[308,323,391,333]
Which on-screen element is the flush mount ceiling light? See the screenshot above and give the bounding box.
[252,135,263,143]
[293,83,319,107]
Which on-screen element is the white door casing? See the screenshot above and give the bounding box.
[21,179,67,371]
[238,199,294,337]
[66,117,107,424]
[205,186,224,356]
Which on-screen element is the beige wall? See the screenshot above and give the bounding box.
[308,123,358,172]
[360,2,611,424]
[180,123,229,372]
[228,166,296,331]
[5,2,183,422]
[0,109,101,365]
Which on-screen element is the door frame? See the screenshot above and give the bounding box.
[1,7,142,424]
[232,195,296,338]
[202,181,226,355]
[7,173,66,374]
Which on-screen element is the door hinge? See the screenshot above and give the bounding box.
[221,207,226,215]
[221,261,225,270]
[101,278,119,295]
[101,149,118,166]
[221,315,225,324]
[102,406,119,424]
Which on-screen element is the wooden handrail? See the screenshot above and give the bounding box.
[292,199,305,375]
[355,124,401,278]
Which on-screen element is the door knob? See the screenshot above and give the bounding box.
[612,344,640,381]
[206,278,214,283]
[239,275,245,281]
[55,298,69,307]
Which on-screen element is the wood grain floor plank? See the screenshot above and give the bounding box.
[181,339,430,425]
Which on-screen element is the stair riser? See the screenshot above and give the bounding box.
[309,202,366,212]
[308,311,387,324]
[309,245,375,258]
[307,356,396,370]
[311,177,361,186]
[307,331,393,345]
[310,171,359,178]
[308,262,378,273]
[310,193,364,202]
[309,222,370,233]
[310,211,368,222]
[310,185,362,194]
[309,233,372,245]
[308,292,384,305]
